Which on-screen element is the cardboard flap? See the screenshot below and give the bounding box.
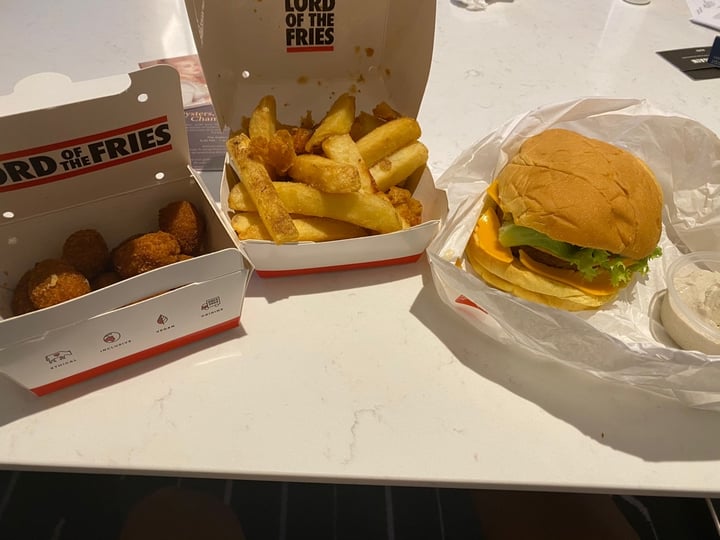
[1,72,128,114]
[0,248,247,349]
[185,0,435,131]
[0,66,191,209]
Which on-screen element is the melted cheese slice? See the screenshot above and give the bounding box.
[486,180,501,207]
[517,249,618,296]
[475,182,620,297]
[473,207,513,263]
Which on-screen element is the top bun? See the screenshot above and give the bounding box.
[495,129,663,260]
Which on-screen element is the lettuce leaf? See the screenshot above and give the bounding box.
[497,224,662,286]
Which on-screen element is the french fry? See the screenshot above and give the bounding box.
[304,93,356,152]
[370,141,429,192]
[289,126,313,154]
[226,134,299,244]
[229,181,403,234]
[226,94,427,243]
[321,134,377,193]
[399,162,425,194]
[356,117,422,167]
[249,129,296,175]
[231,212,368,242]
[383,186,423,228]
[288,153,361,193]
[249,95,277,139]
[350,111,384,141]
[372,101,402,121]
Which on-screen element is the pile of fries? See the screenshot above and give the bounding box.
[226,93,429,244]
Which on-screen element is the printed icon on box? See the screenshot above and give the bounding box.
[45,350,72,364]
[157,314,169,325]
[103,331,121,343]
[201,296,221,310]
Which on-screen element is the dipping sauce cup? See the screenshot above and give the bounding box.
[661,251,720,355]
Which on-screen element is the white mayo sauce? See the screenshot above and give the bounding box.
[661,267,720,355]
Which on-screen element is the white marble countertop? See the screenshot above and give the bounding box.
[2,0,720,495]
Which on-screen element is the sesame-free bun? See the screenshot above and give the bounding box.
[495,129,663,260]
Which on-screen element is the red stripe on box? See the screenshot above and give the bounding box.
[0,146,172,193]
[29,317,240,396]
[255,253,422,278]
[0,116,169,160]
[286,46,334,53]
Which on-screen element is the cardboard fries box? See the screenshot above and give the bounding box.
[0,66,251,395]
[184,0,445,277]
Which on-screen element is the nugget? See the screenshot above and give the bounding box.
[158,200,206,255]
[11,270,35,316]
[27,258,91,309]
[62,228,110,280]
[112,231,182,278]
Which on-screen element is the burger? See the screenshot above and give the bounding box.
[465,128,663,311]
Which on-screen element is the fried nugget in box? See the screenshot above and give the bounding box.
[62,229,111,280]
[26,259,91,310]
[11,270,35,316]
[158,201,205,256]
[112,231,182,278]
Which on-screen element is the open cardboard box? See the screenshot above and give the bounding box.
[0,66,251,395]
[184,0,445,277]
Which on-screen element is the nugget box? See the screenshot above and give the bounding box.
[0,66,251,395]
[184,0,444,276]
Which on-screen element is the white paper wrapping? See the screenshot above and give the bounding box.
[427,97,720,410]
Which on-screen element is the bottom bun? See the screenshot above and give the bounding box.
[466,229,617,311]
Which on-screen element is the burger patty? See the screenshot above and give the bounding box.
[515,246,576,270]
[495,206,578,271]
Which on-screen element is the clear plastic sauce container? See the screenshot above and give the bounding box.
[660,251,720,355]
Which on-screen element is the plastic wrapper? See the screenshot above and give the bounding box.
[427,97,720,410]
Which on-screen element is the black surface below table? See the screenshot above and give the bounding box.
[0,470,716,540]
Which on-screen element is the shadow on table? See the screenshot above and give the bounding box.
[0,325,246,428]
[410,263,720,463]
[243,258,427,302]
[0,258,426,427]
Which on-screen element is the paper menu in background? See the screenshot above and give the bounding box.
[139,55,227,171]
[686,0,720,31]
